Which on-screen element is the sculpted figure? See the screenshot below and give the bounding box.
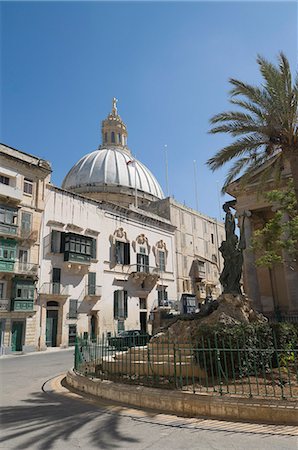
[219,202,246,295]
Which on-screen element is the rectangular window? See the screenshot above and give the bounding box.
[24,178,33,195]
[69,299,78,319]
[88,272,96,295]
[0,240,16,261]
[158,251,165,272]
[158,287,168,306]
[117,319,125,333]
[68,324,77,345]
[139,298,147,310]
[21,212,32,233]
[14,280,35,300]
[211,233,214,245]
[0,206,18,225]
[51,230,62,253]
[137,253,149,272]
[113,290,128,319]
[0,175,9,185]
[19,249,29,264]
[0,282,4,299]
[115,241,130,265]
[52,268,61,294]
[63,233,96,259]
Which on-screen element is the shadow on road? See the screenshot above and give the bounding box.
[0,383,139,449]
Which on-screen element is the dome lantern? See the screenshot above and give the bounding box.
[100,98,129,153]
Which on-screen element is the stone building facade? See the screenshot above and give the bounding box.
[0,144,51,353]
[38,185,176,348]
[144,198,224,308]
[226,158,298,318]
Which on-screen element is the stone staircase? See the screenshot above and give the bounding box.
[96,341,206,379]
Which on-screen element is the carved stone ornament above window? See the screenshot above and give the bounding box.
[153,239,168,256]
[132,234,150,253]
[111,227,128,243]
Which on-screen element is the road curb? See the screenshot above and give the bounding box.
[66,369,298,426]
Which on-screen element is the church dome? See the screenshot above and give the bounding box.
[62,99,164,202]
[62,147,164,199]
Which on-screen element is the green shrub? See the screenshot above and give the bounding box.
[193,323,274,378]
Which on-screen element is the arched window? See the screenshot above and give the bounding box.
[118,133,122,144]
[111,132,115,143]
[104,132,107,142]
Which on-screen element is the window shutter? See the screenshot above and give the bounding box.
[124,290,128,318]
[69,299,78,318]
[21,212,31,231]
[124,243,130,265]
[51,230,62,253]
[91,238,97,259]
[114,291,118,319]
[60,232,65,253]
[115,241,121,263]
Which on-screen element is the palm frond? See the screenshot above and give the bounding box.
[207,134,266,170]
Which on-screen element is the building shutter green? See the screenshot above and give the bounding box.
[124,290,128,318]
[113,291,118,319]
[91,238,97,259]
[124,243,130,265]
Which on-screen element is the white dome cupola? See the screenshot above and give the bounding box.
[62,99,164,207]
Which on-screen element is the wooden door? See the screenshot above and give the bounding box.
[46,310,58,347]
[11,321,23,351]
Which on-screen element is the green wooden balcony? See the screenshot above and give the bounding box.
[11,300,34,311]
[0,260,15,272]
[0,222,18,237]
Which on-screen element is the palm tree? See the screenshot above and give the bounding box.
[207,53,298,203]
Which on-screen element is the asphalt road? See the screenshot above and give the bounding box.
[0,349,297,450]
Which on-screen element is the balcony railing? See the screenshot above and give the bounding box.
[18,228,38,242]
[14,262,38,276]
[39,282,69,297]
[84,285,102,298]
[66,312,78,319]
[0,298,10,311]
[0,184,22,202]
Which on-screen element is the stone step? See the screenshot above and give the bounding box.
[114,352,194,363]
[98,359,206,378]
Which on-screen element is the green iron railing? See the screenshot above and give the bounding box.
[74,332,298,400]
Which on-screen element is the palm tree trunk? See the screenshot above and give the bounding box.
[287,150,298,207]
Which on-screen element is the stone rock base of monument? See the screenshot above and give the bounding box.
[152,294,267,344]
[200,293,267,327]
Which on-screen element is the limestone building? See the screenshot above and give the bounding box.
[226,157,298,318]
[144,198,224,308]
[0,99,224,352]
[0,144,51,353]
[38,186,176,348]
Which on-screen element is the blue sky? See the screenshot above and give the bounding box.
[1,1,297,220]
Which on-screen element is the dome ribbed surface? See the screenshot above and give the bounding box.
[62,148,164,199]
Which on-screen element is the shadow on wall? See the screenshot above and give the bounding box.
[0,384,139,450]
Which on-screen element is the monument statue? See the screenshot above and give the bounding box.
[219,201,246,295]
